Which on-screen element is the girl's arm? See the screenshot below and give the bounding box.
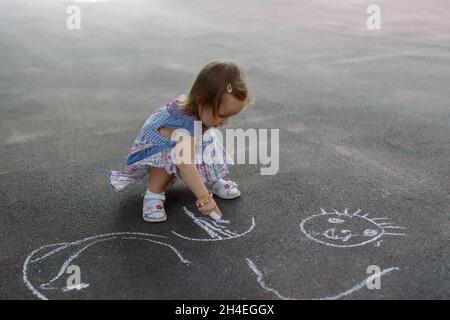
[176,163,210,200]
[172,133,222,216]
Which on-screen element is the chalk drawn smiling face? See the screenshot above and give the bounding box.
[300,208,406,247]
[246,207,406,300]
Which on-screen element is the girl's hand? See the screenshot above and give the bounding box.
[197,198,222,219]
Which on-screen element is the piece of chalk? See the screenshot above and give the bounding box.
[209,211,222,221]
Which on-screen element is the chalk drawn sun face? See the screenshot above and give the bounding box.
[300,208,406,247]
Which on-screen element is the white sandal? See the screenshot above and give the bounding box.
[142,190,167,222]
[209,178,241,199]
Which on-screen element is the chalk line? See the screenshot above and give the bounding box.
[245,258,400,300]
[245,258,291,300]
[31,232,167,263]
[120,237,192,265]
[319,267,400,300]
[63,283,90,292]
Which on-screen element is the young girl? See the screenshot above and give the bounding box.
[108,60,251,222]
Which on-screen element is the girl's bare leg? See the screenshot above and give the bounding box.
[147,167,174,193]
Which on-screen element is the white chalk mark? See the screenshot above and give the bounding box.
[194,217,237,237]
[382,226,407,229]
[30,242,70,264]
[23,232,188,300]
[320,267,400,300]
[195,219,228,238]
[172,207,255,242]
[245,258,291,300]
[4,131,53,145]
[212,219,230,225]
[208,221,238,237]
[246,258,400,300]
[62,283,90,292]
[323,228,358,242]
[121,237,192,265]
[209,221,237,237]
[24,244,60,300]
[353,209,361,216]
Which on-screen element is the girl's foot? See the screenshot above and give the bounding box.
[209,178,241,199]
[143,189,167,222]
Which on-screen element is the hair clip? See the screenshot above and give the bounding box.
[226,83,233,93]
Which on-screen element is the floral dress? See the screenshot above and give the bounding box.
[108,94,234,192]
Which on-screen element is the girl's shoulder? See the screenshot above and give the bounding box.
[166,94,199,121]
[145,94,185,120]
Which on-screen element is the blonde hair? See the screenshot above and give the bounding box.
[179,60,251,118]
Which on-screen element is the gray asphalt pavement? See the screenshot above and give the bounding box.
[1,0,449,299]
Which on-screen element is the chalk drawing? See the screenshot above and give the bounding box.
[300,208,406,247]
[23,232,191,300]
[246,258,400,300]
[171,207,256,241]
[22,206,405,299]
